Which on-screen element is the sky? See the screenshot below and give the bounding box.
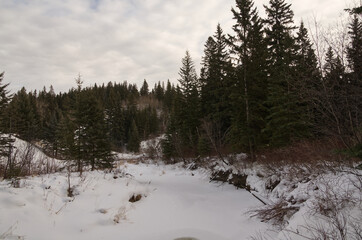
[0,0,356,93]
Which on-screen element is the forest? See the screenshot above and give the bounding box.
[1,0,361,176]
[0,0,361,239]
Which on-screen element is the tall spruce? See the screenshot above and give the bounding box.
[263,0,307,146]
[294,21,320,135]
[74,91,113,171]
[0,72,15,178]
[177,51,200,150]
[200,24,233,150]
[228,0,268,156]
[346,14,362,147]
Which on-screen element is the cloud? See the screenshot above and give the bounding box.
[0,0,354,93]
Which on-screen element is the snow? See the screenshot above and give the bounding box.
[0,162,269,240]
[1,137,361,239]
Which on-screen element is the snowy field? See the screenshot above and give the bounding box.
[0,162,268,240]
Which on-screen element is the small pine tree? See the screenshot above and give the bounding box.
[127,120,140,152]
[0,72,15,178]
[140,79,149,96]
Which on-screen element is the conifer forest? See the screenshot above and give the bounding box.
[0,1,361,239]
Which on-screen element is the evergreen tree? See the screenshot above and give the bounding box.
[176,51,200,150]
[294,21,320,135]
[140,79,149,96]
[346,15,362,147]
[73,90,113,171]
[127,120,140,152]
[347,15,362,84]
[154,81,164,101]
[7,88,39,141]
[228,0,268,156]
[105,87,126,149]
[163,80,175,112]
[0,72,15,178]
[200,24,233,149]
[263,0,307,146]
[179,51,198,97]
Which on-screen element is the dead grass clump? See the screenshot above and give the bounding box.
[250,199,299,227]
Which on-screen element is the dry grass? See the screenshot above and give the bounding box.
[249,199,299,228]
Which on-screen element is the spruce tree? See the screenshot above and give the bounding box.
[179,51,198,97]
[0,72,15,178]
[7,88,39,141]
[263,0,306,146]
[200,24,233,148]
[228,0,268,156]
[294,21,320,135]
[140,79,149,96]
[177,51,200,150]
[127,120,140,152]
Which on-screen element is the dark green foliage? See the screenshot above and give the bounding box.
[6,88,39,141]
[200,25,233,151]
[140,79,149,96]
[127,120,140,152]
[263,0,310,147]
[228,0,268,155]
[0,72,14,159]
[168,51,201,154]
[1,0,358,165]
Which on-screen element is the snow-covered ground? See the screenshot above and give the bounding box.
[1,136,361,240]
[0,162,269,240]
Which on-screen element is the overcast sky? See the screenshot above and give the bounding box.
[0,0,355,93]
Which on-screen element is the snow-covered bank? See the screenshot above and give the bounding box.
[209,159,362,240]
[0,162,269,240]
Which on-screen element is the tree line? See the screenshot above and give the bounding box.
[161,0,361,162]
[0,74,179,176]
[0,0,361,176]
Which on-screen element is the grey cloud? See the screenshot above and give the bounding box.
[0,0,353,93]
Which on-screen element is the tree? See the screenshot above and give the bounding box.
[263,0,308,146]
[7,88,39,141]
[140,79,149,96]
[0,72,15,178]
[347,15,362,84]
[75,91,113,171]
[228,0,268,156]
[127,120,140,152]
[200,24,233,150]
[178,51,198,97]
[176,51,201,151]
[294,21,321,135]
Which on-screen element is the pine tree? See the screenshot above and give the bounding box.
[0,72,15,178]
[176,51,200,150]
[179,51,198,97]
[127,120,140,152]
[294,21,320,135]
[263,0,306,146]
[346,15,362,148]
[347,15,362,84]
[200,24,233,148]
[105,87,126,150]
[7,88,39,141]
[228,0,268,156]
[140,79,149,96]
[163,80,175,112]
